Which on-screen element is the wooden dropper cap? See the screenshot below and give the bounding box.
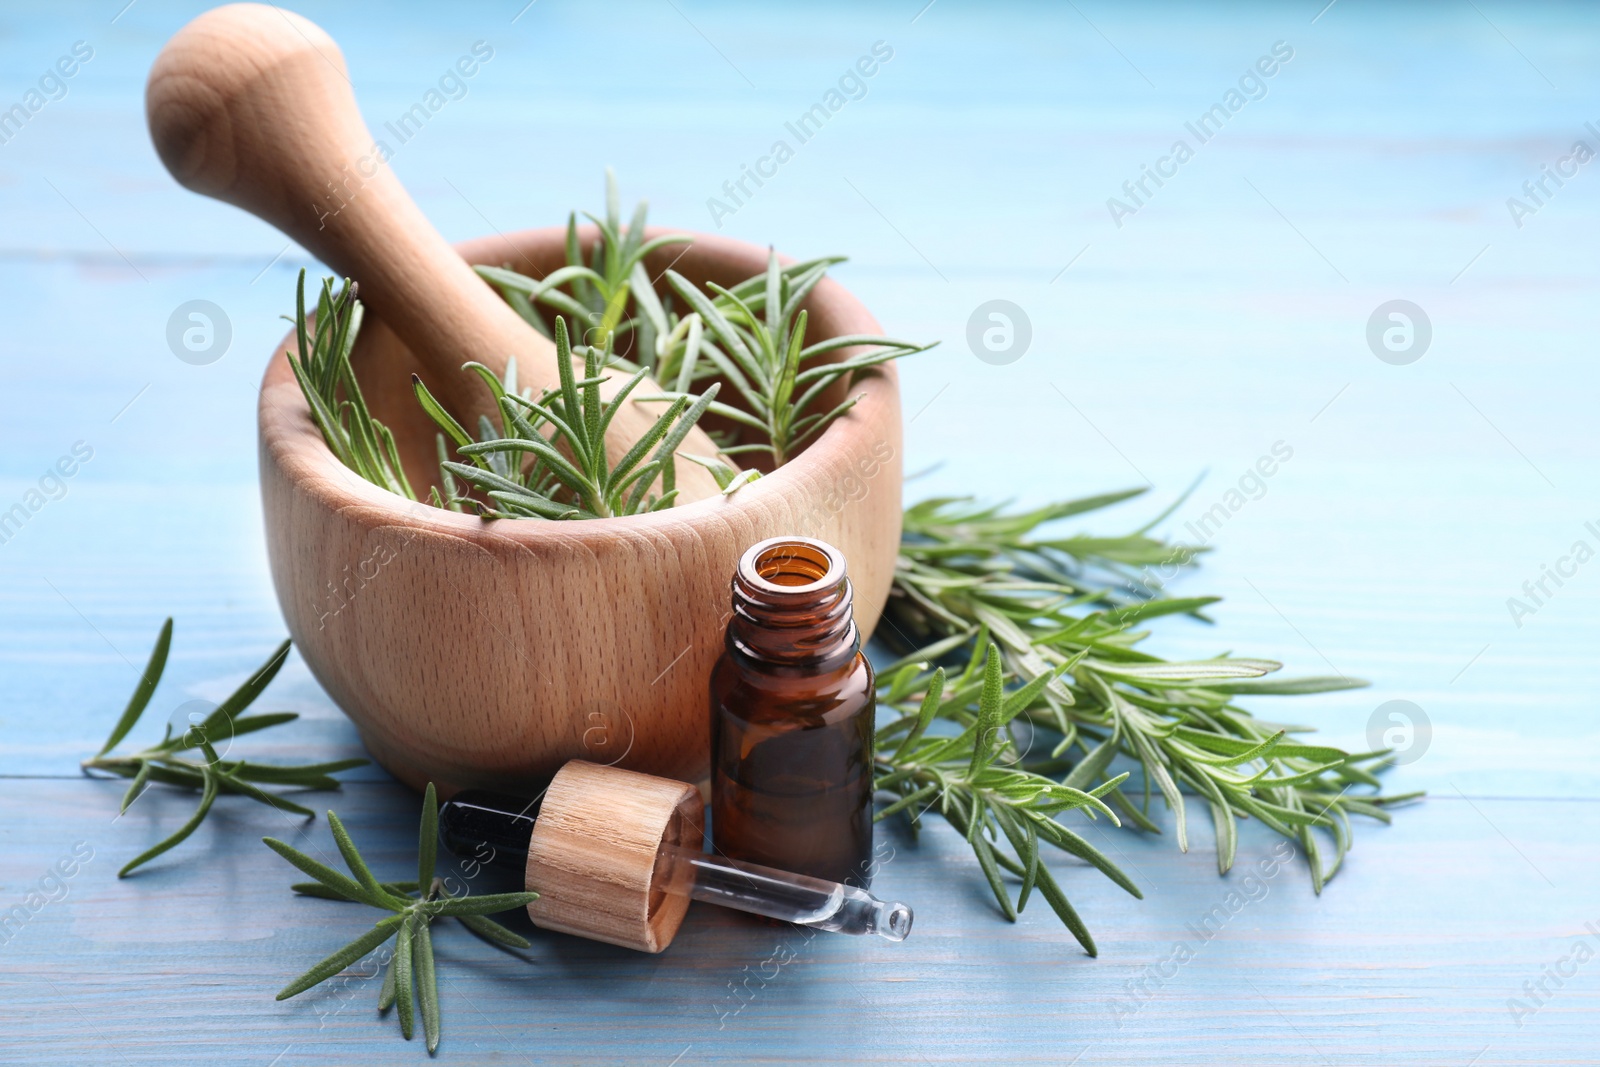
[520,761,702,953]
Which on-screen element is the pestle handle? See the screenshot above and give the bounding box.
[145,3,725,502]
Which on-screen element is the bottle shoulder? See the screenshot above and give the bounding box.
[712,649,875,725]
[712,647,874,687]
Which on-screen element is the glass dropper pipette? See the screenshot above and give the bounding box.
[440,791,913,941]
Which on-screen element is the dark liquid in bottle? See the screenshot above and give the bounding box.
[712,661,874,887]
[710,537,876,888]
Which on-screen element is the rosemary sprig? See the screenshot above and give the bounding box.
[895,490,1207,606]
[476,167,692,358]
[82,619,368,877]
[284,269,415,500]
[267,784,538,1053]
[652,250,932,467]
[872,645,1140,956]
[874,492,1422,947]
[413,315,721,519]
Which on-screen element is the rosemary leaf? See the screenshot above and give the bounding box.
[217,712,302,739]
[328,810,393,905]
[276,916,405,1002]
[1033,864,1097,957]
[378,953,398,1012]
[395,912,416,1040]
[264,837,379,906]
[291,880,418,901]
[97,617,171,756]
[220,777,314,818]
[434,892,542,917]
[197,639,291,742]
[119,761,152,814]
[118,769,217,878]
[455,913,535,951]
[415,920,441,1053]
[418,783,438,891]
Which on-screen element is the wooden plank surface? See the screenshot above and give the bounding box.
[2,0,1597,1062]
[5,780,1597,1066]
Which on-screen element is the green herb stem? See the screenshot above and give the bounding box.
[83,620,368,877]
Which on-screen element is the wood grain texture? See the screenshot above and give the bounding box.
[2,0,1598,1063]
[260,225,902,794]
[145,3,727,500]
[524,760,703,953]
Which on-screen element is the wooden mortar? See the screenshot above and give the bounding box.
[260,225,903,793]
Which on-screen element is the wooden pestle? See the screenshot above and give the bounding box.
[145,3,726,503]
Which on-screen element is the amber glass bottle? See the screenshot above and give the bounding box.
[711,537,875,888]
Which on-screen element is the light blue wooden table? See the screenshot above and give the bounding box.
[2,1,1596,1063]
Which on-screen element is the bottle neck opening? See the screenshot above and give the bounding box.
[729,537,859,669]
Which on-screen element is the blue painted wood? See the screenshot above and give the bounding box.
[2,0,1597,1062]
[3,781,1596,1064]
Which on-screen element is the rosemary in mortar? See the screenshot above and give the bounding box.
[475,168,693,353]
[267,783,538,1053]
[872,492,1422,953]
[283,269,414,501]
[81,619,368,876]
[413,316,722,519]
[651,249,932,468]
[288,172,931,514]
